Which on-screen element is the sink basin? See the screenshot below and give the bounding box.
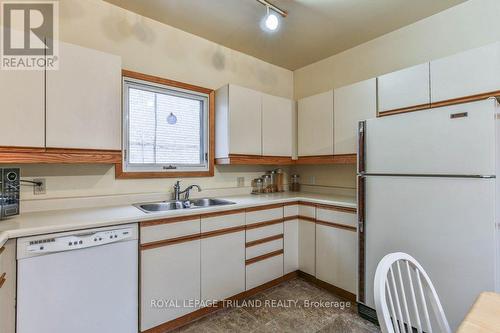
[188,198,235,208]
[134,198,235,213]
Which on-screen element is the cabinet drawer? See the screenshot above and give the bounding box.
[201,212,245,232]
[316,207,356,228]
[141,217,200,244]
[246,223,283,242]
[246,254,284,290]
[299,205,315,219]
[284,204,299,217]
[246,238,283,260]
[246,207,283,225]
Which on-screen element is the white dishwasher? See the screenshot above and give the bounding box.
[17,224,138,333]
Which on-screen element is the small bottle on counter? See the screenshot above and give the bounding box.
[251,178,264,194]
[290,174,300,192]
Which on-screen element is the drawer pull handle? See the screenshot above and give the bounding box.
[0,273,6,289]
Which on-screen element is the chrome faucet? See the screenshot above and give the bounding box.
[173,181,202,201]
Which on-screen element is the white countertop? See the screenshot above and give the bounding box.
[0,192,356,248]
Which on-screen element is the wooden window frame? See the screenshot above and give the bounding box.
[116,70,215,179]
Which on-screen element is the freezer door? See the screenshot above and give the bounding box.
[361,176,496,331]
[364,99,497,175]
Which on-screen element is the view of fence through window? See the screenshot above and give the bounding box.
[128,87,203,166]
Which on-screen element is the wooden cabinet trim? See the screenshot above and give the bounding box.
[316,204,357,214]
[283,215,299,222]
[282,201,299,206]
[0,272,5,289]
[200,208,246,219]
[140,233,200,250]
[298,201,317,207]
[216,154,294,165]
[0,146,121,164]
[298,216,316,223]
[200,225,245,239]
[245,249,283,265]
[296,154,357,165]
[245,218,284,230]
[141,215,201,227]
[245,203,284,212]
[298,271,356,302]
[245,234,284,248]
[377,91,500,118]
[316,220,357,232]
[377,103,430,117]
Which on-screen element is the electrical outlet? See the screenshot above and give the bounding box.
[308,176,316,185]
[237,177,245,187]
[33,178,46,195]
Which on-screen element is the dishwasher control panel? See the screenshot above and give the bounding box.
[27,227,134,253]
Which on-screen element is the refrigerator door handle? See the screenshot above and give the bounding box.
[358,120,366,174]
[357,174,366,303]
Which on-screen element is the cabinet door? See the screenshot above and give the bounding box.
[0,240,16,333]
[298,219,316,276]
[315,224,356,294]
[246,254,284,290]
[141,240,200,331]
[262,93,293,156]
[431,42,500,103]
[0,70,44,147]
[228,85,262,155]
[46,41,121,150]
[298,90,334,156]
[284,219,299,274]
[334,79,376,154]
[201,231,245,302]
[378,63,430,112]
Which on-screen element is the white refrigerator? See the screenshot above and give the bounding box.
[357,98,500,330]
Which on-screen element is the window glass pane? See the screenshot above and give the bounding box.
[156,93,201,164]
[127,85,204,166]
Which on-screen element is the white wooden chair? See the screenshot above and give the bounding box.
[374,252,451,333]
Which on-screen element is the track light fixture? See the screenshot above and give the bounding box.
[256,0,287,32]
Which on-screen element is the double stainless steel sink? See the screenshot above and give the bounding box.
[134,198,236,213]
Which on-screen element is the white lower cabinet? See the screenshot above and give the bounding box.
[315,224,357,294]
[246,255,284,290]
[0,240,16,333]
[201,231,245,302]
[141,240,201,331]
[284,219,299,274]
[298,220,316,276]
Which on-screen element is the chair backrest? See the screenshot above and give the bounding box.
[374,252,451,333]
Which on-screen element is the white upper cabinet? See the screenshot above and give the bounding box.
[431,42,500,103]
[46,41,121,150]
[216,84,262,157]
[334,79,376,154]
[378,63,430,112]
[298,90,334,156]
[216,84,294,159]
[0,70,45,147]
[262,93,293,157]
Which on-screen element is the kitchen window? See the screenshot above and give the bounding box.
[120,71,214,178]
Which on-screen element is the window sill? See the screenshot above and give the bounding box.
[114,161,214,179]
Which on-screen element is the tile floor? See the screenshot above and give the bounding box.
[172,278,381,332]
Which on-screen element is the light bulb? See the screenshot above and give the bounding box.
[265,12,279,31]
[167,112,177,125]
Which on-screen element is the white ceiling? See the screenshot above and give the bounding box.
[104,0,467,70]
